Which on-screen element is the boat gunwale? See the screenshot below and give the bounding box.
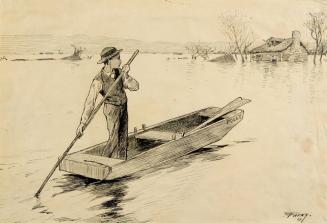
[60,109,244,179]
[129,106,217,137]
[113,109,244,165]
[67,106,217,156]
[67,109,243,162]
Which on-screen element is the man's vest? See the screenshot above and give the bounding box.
[96,68,127,106]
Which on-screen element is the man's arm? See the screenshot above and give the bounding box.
[121,65,139,91]
[80,79,101,124]
[123,74,139,91]
[76,79,101,136]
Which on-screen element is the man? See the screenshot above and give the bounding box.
[76,47,139,159]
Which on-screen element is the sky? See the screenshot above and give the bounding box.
[0,0,325,43]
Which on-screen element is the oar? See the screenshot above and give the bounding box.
[185,97,251,136]
[34,50,139,198]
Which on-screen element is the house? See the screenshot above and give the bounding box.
[250,31,309,62]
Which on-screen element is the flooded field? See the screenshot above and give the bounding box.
[0,54,326,222]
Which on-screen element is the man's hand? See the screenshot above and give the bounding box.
[122,64,130,77]
[76,123,85,138]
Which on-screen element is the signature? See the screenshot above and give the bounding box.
[284,212,311,223]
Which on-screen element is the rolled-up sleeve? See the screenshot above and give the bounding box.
[123,74,139,91]
[80,79,101,124]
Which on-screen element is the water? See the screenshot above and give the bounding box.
[0,54,327,222]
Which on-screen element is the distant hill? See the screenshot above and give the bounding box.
[0,35,228,55]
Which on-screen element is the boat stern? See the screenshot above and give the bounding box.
[59,153,124,180]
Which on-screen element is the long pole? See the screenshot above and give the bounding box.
[35,50,139,197]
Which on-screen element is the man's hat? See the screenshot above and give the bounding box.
[97,47,122,64]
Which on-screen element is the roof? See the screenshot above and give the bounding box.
[250,38,293,53]
[250,38,309,54]
[266,37,284,43]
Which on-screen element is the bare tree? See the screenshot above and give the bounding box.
[319,41,327,62]
[71,44,85,58]
[218,12,254,63]
[185,45,199,59]
[186,44,215,60]
[243,32,255,60]
[62,44,85,60]
[305,11,327,64]
[200,46,215,60]
[224,42,238,60]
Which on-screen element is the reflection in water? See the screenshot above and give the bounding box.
[235,60,327,105]
[56,175,135,221]
[33,175,138,222]
[307,63,325,103]
[261,61,278,88]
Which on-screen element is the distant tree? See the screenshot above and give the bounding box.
[185,45,199,59]
[61,44,85,61]
[243,32,255,60]
[304,11,327,64]
[218,12,254,63]
[200,47,215,60]
[71,44,85,58]
[319,41,327,61]
[186,44,215,60]
[224,43,238,60]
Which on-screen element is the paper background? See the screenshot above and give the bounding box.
[0,0,326,222]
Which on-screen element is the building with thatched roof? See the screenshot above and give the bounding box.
[250,31,309,62]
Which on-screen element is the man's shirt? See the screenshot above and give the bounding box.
[80,69,139,124]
